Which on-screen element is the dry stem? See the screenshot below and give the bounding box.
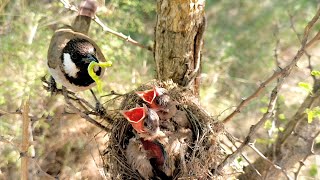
[223,6,320,124]
[21,98,30,180]
[59,0,152,51]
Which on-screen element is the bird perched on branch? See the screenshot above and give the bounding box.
[47,0,106,92]
[136,86,177,120]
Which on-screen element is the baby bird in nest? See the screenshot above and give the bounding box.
[122,105,170,179]
[122,87,195,179]
[121,104,166,140]
[136,86,177,120]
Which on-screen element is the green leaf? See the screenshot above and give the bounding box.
[298,82,313,93]
[264,119,272,130]
[260,107,268,113]
[278,127,284,132]
[278,113,286,121]
[305,107,320,123]
[309,164,318,177]
[306,108,314,123]
[311,70,320,77]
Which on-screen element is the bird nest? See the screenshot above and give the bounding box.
[103,81,225,179]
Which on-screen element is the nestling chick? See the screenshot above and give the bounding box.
[126,138,154,179]
[136,86,177,120]
[126,137,170,180]
[121,105,166,140]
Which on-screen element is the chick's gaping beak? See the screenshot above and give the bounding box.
[121,107,146,133]
[140,139,166,166]
[136,88,157,108]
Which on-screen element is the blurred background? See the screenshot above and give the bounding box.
[0,0,319,179]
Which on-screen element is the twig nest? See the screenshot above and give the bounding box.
[104,80,225,179]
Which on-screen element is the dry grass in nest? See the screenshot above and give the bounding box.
[103,81,226,179]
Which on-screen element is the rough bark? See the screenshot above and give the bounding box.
[154,0,206,95]
[239,86,320,180]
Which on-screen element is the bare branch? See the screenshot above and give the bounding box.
[223,7,320,124]
[293,130,320,179]
[218,77,282,172]
[61,87,111,132]
[21,98,30,180]
[224,133,262,178]
[247,143,292,180]
[58,0,153,51]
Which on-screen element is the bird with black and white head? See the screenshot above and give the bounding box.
[47,0,106,92]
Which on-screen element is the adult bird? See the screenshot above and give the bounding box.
[47,0,106,92]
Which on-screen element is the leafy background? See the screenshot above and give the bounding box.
[0,0,319,179]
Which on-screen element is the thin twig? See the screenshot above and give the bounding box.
[21,98,30,180]
[217,78,282,172]
[62,87,111,132]
[225,132,262,178]
[293,130,320,180]
[59,0,152,51]
[223,7,320,124]
[247,143,292,180]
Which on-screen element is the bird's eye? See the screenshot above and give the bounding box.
[144,121,148,127]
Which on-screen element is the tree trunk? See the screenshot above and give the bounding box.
[154,0,206,95]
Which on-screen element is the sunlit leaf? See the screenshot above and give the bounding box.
[260,107,268,113]
[278,127,284,132]
[305,107,320,123]
[311,70,320,77]
[309,164,318,177]
[278,113,286,121]
[264,119,272,130]
[298,82,313,93]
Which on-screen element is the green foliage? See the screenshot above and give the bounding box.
[298,82,313,94]
[311,70,320,77]
[309,164,318,177]
[305,107,320,123]
[231,156,245,171]
[264,119,272,130]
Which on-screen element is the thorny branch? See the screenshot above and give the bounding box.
[247,143,292,180]
[293,131,320,180]
[217,79,282,173]
[42,77,113,132]
[224,133,262,178]
[218,6,320,178]
[59,0,153,51]
[223,7,320,124]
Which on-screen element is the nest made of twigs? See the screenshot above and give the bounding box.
[104,81,225,179]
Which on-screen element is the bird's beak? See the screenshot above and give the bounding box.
[154,86,168,96]
[83,54,98,64]
[121,107,146,133]
[136,88,157,105]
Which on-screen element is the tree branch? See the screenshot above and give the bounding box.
[223,6,320,124]
[217,79,281,172]
[21,98,30,180]
[58,0,153,51]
